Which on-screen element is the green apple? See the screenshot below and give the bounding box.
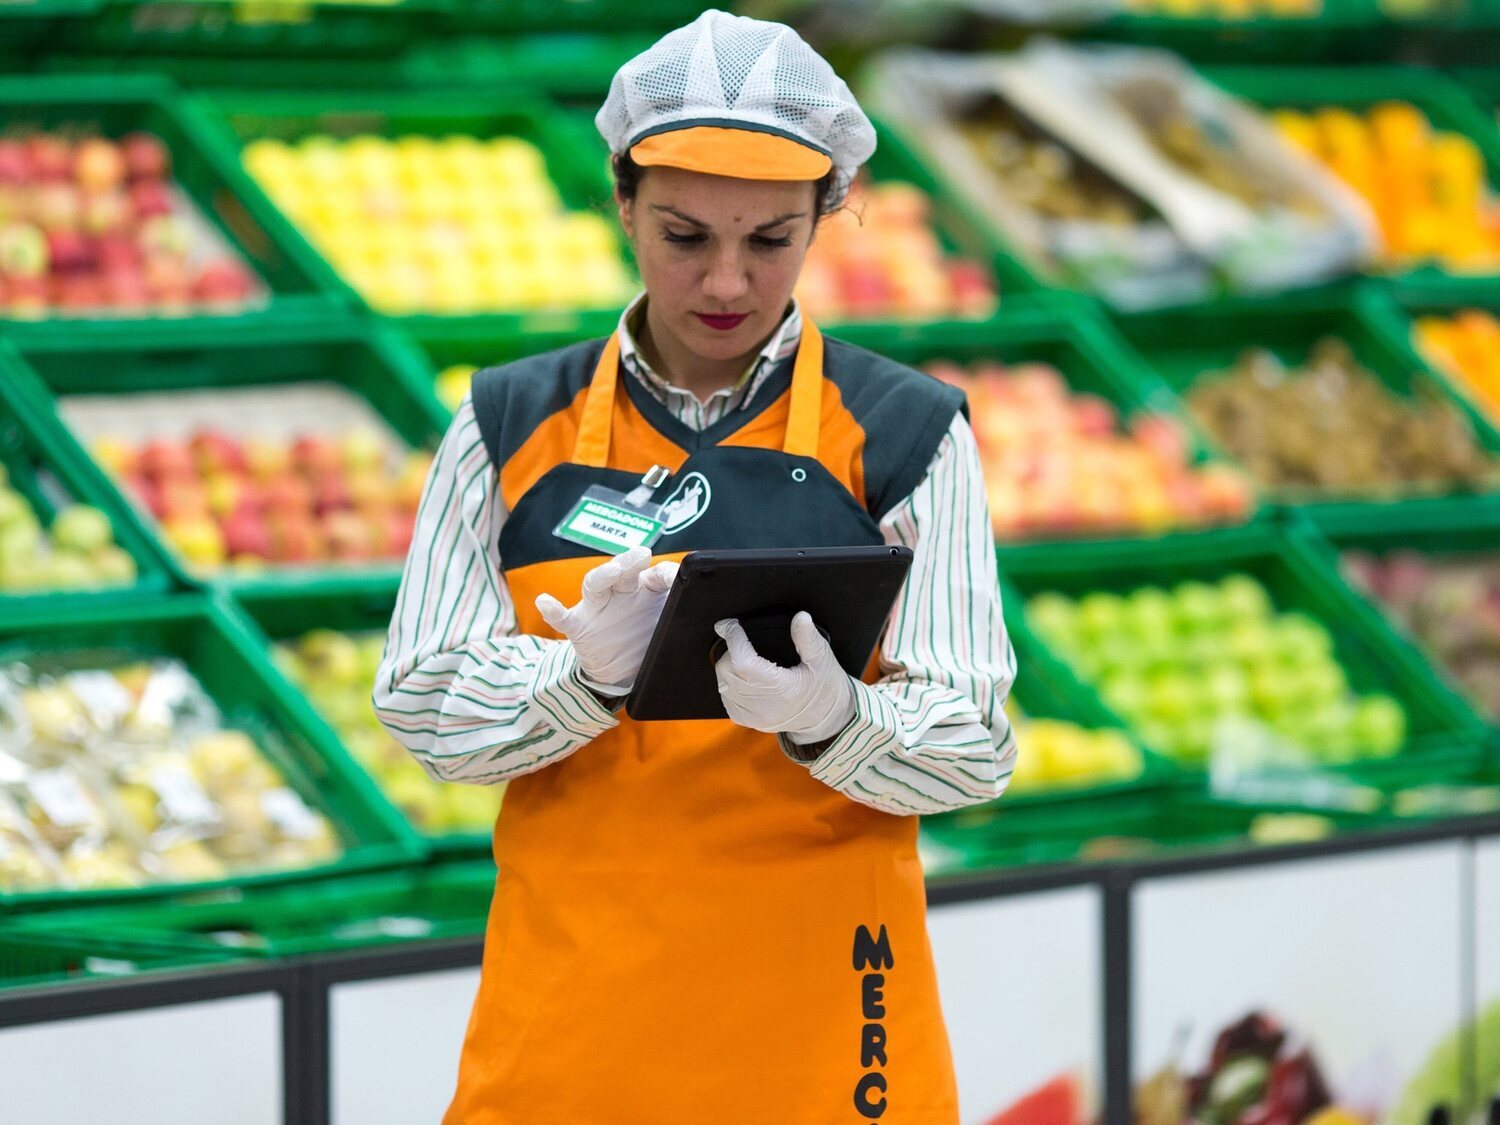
[0,487,31,528]
[1351,694,1406,758]
[1273,613,1334,668]
[1304,702,1358,763]
[48,550,98,589]
[1218,572,1273,623]
[1076,591,1127,640]
[1101,671,1149,721]
[296,630,362,687]
[0,516,42,564]
[1295,662,1348,707]
[1249,662,1298,718]
[1226,619,1276,667]
[1025,593,1076,643]
[1202,662,1250,715]
[1171,579,1223,634]
[1146,669,1196,723]
[91,545,138,585]
[50,504,114,554]
[1126,587,1176,642]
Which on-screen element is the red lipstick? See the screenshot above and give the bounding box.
[695,312,749,331]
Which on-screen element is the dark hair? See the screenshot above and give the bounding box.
[611,150,842,219]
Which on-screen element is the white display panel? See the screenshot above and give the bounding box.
[330,966,480,1125]
[0,993,281,1125]
[1476,837,1500,1105]
[1134,843,1465,1121]
[929,887,1102,1125]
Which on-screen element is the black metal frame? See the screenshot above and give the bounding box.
[3,813,1499,1125]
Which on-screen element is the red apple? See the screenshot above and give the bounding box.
[142,252,188,294]
[322,511,371,561]
[159,476,211,520]
[73,138,125,194]
[139,213,191,258]
[138,438,194,481]
[380,510,416,558]
[6,276,46,318]
[1131,415,1189,467]
[0,221,48,278]
[190,429,245,475]
[263,472,313,516]
[203,471,247,519]
[1197,464,1254,521]
[81,190,130,236]
[32,182,81,231]
[120,473,164,520]
[192,258,254,306]
[44,229,94,274]
[291,436,342,477]
[221,508,271,559]
[121,133,170,182]
[96,232,140,273]
[312,474,352,517]
[24,135,72,182]
[243,438,291,483]
[269,515,326,563]
[128,179,173,219]
[1072,394,1118,438]
[54,275,104,311]
[0,140,28,186]
[101,269,151,310]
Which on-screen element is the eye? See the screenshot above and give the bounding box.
[751,233,793,249]
[663,229,705,245]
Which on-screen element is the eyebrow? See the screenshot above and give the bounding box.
[650,205,808,231]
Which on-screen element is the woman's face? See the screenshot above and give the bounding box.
[618,166,818,363]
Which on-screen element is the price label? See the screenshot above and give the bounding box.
[260,787,324,841]
[30,768,97,829]
[149,766,218,826]
[65,671,133,730]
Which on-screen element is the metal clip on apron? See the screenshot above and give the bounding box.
[446,321,960,1125]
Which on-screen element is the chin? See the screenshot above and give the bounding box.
[686,315,773,359]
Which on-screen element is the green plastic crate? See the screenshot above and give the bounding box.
[187,89,633,349]
[226,576,497,855]
[921,788,1394,876]
[997,521,1489,774]
[1118,286,1500,536]
[404,33,655,102]
[1204,65,1500,305]
[64,0,453,58]
[0,594,421,911]
[0,928,240,991]
[0,74,348,337]
[7,315,450,595]
[0,344,173,608]
[7,859,494,958]
[445,0,709,34]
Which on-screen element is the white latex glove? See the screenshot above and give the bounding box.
[713,611,856,745]
[536,546,678,694]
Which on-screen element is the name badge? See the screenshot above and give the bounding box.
[553,467,671,556]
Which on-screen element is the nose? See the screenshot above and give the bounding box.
[701,244,750,305]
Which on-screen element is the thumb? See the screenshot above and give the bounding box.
[790,611,833,667]
[535,593,569,633]
[714,619,761,668]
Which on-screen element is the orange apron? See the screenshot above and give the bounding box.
[446,323,959,1123]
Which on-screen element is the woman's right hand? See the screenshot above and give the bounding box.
[535,546,679,694]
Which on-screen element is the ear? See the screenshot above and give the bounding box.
[615,188,635,241]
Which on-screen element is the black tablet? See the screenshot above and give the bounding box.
[626,545,914,722]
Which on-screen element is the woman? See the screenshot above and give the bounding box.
[375,11,1017,1122]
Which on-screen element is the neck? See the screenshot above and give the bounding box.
[638,303,769,402]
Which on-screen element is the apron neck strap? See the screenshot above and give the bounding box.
[570,319,825,469]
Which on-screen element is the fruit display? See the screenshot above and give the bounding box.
[1343,548,1500,721]
[241,133,635,315]
[0,129,266,318]
[87,422,431,573]
[1122,0,1319,15]
[0,471,137,593]
[0,654,340,893]
[1136,1011,1359,1125]
[1025,575,1408,766]
[1413,309,1500,427]
[435,364,476,414]
[275,629,501,836]
[926,358,1255,539]
[794,179,997,322]
[1272,103,1500,273]
[1003,697,1145,793]
[1390,1000,1500,1125]
[1184,337,1500,498]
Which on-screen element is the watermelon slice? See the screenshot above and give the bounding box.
[984,1073,1085,1125]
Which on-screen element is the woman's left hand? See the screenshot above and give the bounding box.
[713,612,855,745]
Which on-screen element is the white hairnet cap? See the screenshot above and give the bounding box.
[596,9,876,210]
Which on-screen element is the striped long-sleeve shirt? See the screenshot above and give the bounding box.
[373,297,1018,816]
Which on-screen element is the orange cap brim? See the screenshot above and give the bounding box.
[629,125,832,182]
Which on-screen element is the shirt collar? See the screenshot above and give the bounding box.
[615,292,804,407]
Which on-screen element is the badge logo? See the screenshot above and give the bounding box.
[660,472,711,534]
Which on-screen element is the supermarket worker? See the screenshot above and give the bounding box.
[374,10,1017,1123]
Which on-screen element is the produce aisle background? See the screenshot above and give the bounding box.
[2,2,1500,1124]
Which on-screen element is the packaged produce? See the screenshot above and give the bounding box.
[0,130,267,318]
[241,134,634,315]
[864,49,1213,310]
[1184,336,1500,499]
[1273,102,1500,274]
[1026,575,1408,767]
[795,179,997,322]
[0,463,137,592]
[1343,548,1500,721]
[276,629,501,836]
[1414,308,1500,426]
[927,357,1254,538]
[64,383,432,573]
[0,654,341,893]
[1122,0,1320,15]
